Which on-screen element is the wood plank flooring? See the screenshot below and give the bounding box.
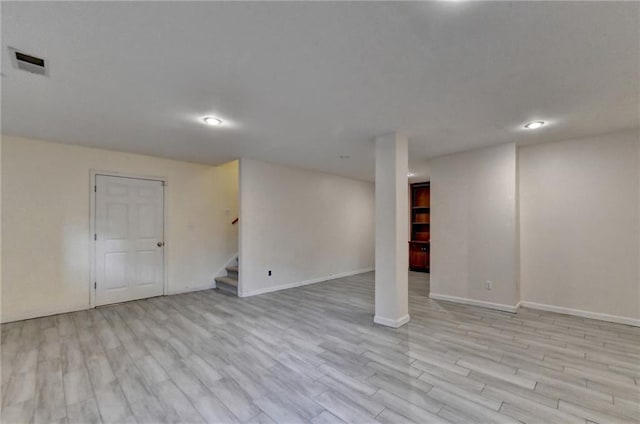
[2,271,639,423]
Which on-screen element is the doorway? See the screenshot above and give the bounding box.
[93,174,165,306]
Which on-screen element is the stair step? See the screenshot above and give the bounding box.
[215,276,237,287]
[226,266,239,273]
[215,276,238,295]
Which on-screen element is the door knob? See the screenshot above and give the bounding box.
[157,241,164,247]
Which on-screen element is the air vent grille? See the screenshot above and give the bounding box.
[9,47,47,76]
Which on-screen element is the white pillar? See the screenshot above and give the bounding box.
[374,133,410,328]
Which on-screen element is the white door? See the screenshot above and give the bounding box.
[95,175,164,306]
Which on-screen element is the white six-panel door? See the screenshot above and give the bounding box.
[95,175,164,306]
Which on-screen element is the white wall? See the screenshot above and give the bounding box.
[1,136,238,322]
[0,138,2,317]
[519,130,639,321]
[239,158,374,296]
[429,143,519,311]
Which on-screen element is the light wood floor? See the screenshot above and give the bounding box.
[2,272,639,423]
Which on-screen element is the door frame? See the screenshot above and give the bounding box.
[89,169,169,308]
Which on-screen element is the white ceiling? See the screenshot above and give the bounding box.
[2,1,638,181]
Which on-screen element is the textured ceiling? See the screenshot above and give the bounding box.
[2,1,638,181]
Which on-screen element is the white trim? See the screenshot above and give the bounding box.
[89,170,168,308]
[374,314,410,328]
[429,293,519,313]
[239,268,374,297]
[1,303,89,324]
[520,301,640,327]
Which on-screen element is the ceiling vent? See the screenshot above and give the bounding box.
[9,47,47,76]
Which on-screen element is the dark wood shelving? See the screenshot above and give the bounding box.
[409,182,430,273]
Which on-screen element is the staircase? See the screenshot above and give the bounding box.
[215,261,238,296]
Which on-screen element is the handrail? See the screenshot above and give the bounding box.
[232,217,239,225]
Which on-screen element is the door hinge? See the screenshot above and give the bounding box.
[161,181,166,187]
[94,185,97,192]
[94,234,97,241]
[94,282,97,289]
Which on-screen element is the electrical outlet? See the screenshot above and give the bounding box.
[485,281,493,290]
[268,270,272,276]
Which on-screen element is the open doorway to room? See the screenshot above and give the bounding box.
[409,181,430,296]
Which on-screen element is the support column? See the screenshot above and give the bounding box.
[374,132,410,328]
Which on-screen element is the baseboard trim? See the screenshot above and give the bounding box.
[374,314,410,328]
[240,268,374,298]
[1,303,89,324]
[2,284,218,323]
[520,301,640,327]
[429,293,519,313]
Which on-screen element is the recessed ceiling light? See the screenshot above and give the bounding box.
[408,172,415,177]
[339,155,350,159]
[203,117,222,126]
[524,120,545,130]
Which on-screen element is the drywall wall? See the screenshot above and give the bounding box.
[519,130,639,322]
[0,137,2,317]
[1,136,238,322]
[239,158,374,296]
[429,142,519,311]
